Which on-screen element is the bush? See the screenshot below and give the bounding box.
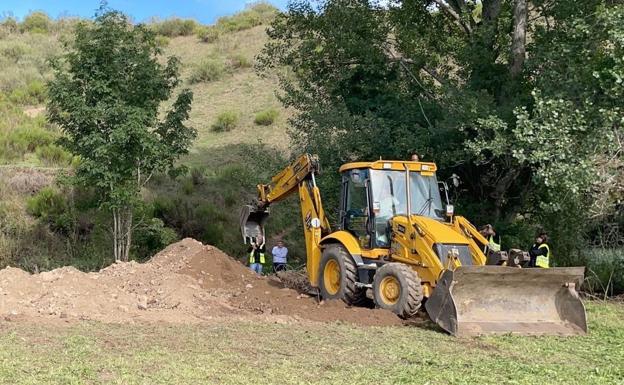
[0,125,57,160]
[26,187,73,234]
[197,26,220,43]
[154,35,170,48]
[228,53,252,70]
[189,59,226,83]
[21,12,52,33]
[2,43,28,63]
[0,17,19,34]
[211,111,239,132]
[36,144,73,166]
[582,248,624,296]
[254,108,279,126]
[215,3,277,33]
[151,18,198,37]
[132,218,178,260]
[8,81,46,105]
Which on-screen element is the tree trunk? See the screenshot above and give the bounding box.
[112,207,132,262]
[510,0,528,77]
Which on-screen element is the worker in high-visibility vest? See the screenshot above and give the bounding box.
[528,232,550,268]
[247,235,266,274]
[479,224,501,253]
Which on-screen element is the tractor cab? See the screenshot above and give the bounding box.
[339,160,446,249]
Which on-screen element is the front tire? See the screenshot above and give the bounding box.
[373,263,423,318]
[319,244,367,305]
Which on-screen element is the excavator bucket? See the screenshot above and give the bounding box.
[425,266,587,337]
[240,205,269,244]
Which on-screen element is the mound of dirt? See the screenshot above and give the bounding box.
[0,238,402,326]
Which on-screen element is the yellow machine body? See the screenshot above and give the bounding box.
[240,154,587,336]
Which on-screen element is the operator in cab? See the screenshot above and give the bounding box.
[528,232,550,268]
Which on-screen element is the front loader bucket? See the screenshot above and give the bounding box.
[240,205,269,244]
[425,266,587,337]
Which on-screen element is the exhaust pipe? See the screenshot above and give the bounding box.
[425,266,587,337]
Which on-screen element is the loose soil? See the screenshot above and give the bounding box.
[0,238,403,326]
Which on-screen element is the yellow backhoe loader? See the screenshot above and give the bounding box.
[240,154,587,336]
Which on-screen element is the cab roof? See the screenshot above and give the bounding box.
[339,160,438,173]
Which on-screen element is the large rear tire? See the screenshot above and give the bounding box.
[373,263,423,319]
[319,244,367,306]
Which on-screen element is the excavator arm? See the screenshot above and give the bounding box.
[240,153,330,285]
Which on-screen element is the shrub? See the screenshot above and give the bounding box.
[254,108,279,126]
[189,59,226,83]
[132,218,178,260]
[215,3,277,33]
[151,18,198,37]
[211,110,239,132]
[190,167,206,186]
[0,126,56,160]
[0,17,19,34]
[21,12,52,33]
[2,43,28,63]
[8,81,46,105]
[197,26,220,43]
[26,187,74,233]
[35,144,73,166]
[154,35,170,48]
[228,53,252,70]
[582,248,624,295]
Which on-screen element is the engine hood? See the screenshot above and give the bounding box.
[409,215,470,245]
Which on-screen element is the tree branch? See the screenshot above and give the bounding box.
[432,0,473,34]
[510,0,528,77]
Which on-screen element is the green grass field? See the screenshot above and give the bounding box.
[1,301,622,385]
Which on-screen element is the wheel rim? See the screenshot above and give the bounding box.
[323,259,341,295]
[379,276,401,305]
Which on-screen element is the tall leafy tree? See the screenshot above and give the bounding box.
[259,0,623,255]
[47,7,195,261]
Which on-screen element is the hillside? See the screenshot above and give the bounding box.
[0,7,305,272]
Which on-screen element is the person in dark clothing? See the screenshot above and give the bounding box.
[528,232,551,268]
[247,235,266,274]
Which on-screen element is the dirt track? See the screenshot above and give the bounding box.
[0,238,402,326]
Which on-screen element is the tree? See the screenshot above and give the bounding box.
[47,7,195,261]
[259,0,623,257]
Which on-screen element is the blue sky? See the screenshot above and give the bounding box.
[0,1,289,24]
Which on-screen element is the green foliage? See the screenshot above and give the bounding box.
[8,80,46,105]
[197,26,220,43]
[132,217,178,260]
[260,0,624,261]
[211,110,239,132]
[216,2,278,32]
[154,35,170,48]
[582,248,624,295]
[1,42,27,63]
[46,7,196,261]
[35,144,73,166]
[228,53,252,69]
[26,187,71,233]
[253,108,278,126]
[189,58,226,83]
[20,11,52,34]
[0,125,56,161]
[150,18,198,37]
[0,17,19,34]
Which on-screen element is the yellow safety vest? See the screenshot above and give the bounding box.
[535,244,550,268]
[489,235,501,252]
[249,251,265,264]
